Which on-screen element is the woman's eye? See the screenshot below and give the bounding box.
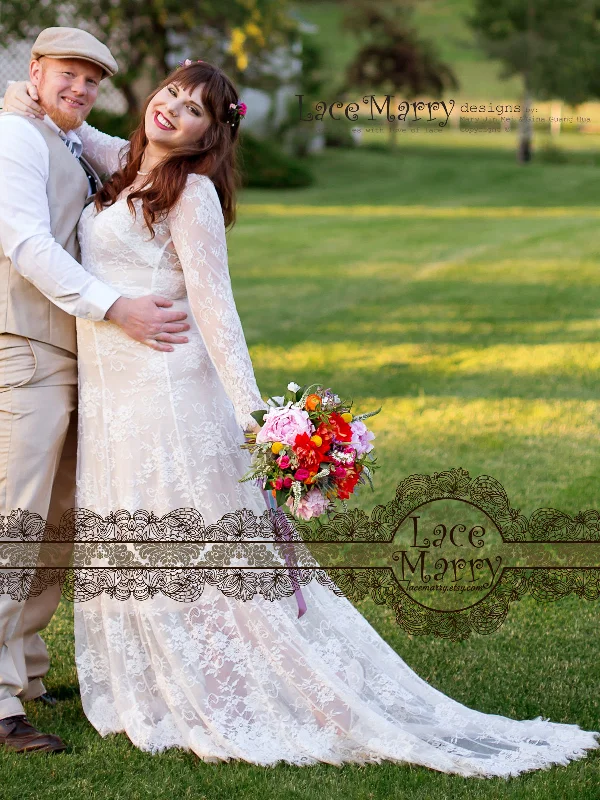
[188,107,200,116]
[168,87,176,96]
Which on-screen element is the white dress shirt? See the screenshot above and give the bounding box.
[0,113,121,321]
[43,113,84,161]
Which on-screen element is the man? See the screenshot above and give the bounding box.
[0,27,191,753]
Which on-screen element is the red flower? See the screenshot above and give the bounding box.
[334,466,361,500]
[328,412,352,443]
[292,431,331,471]
[315,422,334,449]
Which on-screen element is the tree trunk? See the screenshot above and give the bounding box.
[518,0,534,164]
[518,87,533,163]
[388,117,397,150]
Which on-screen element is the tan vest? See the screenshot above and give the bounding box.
[0,116,90,354]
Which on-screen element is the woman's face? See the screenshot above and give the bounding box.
[144,81,212,153]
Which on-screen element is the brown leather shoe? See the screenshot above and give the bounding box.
[0,715,66,753]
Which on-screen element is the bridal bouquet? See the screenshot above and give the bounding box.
[239,382,381,520]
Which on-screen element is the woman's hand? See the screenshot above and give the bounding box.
[244,419,261,437]
[3,81,44,120]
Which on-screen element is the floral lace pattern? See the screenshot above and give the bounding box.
[71,123,600,773]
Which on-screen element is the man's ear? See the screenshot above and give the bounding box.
[29,58,43,87]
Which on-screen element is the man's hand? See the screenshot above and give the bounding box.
[2,81,44,120]
[104,295,191,352]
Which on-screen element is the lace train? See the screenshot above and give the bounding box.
[74,574,600,777]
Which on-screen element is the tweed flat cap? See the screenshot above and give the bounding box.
[31,27,118,78]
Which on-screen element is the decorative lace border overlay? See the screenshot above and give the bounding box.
[2,468,600,640]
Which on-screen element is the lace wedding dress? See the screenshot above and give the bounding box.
[71,123,600,777]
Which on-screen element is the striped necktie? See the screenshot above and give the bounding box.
[58,131,98,194]
[58,131,83,160]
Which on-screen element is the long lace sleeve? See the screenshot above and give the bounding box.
[75,121,130,177]
[168,173,269,431]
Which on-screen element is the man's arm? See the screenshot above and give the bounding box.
[0,114,120,321]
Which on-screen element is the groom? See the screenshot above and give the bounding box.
[0,27,191,752]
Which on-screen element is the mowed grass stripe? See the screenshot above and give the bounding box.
[242,204,600,218]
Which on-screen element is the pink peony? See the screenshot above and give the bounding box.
[294,467,310,482]
[349,419,375,456]
[286,487,330,520]
[277,454,291,469]
[255,406,315,447]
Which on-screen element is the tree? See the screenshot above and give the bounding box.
[338,0,459,149]
[468,0,600,162]
[0,0,301,115]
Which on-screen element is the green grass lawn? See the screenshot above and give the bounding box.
[3,140,600,798]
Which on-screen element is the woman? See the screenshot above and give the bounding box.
[6,61,600,775]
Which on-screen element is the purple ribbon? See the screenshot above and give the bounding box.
[260,485,307,618]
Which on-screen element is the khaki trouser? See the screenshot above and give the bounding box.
[0,332,77,720]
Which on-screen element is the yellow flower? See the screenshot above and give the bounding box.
[245,21,265,46]
[341,412,353,423]
[236,52,248,71]
[310,435,322,447]
[271,442,284,454]
[228,27,246,56]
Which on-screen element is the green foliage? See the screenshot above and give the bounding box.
[237,131,313,188]
[340,0,459,97]
[322,115,356,148]
[468,0,600,105]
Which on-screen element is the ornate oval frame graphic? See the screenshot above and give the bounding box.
[1,467,600,640]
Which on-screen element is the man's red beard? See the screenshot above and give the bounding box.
[43,101,86,132]
[38,75,87,132]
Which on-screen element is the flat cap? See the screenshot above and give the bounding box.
[31,27,118,79]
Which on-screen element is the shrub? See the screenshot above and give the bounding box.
[238,132,314,188]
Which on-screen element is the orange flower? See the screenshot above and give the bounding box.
[305,394,321,411]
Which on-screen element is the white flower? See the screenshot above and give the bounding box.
[266,395,286,407]
[287,381,301,392]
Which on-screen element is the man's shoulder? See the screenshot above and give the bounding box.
[0,113,49,151]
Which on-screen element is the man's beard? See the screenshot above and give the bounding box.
[43,101,86,132]
[39,77,87,132]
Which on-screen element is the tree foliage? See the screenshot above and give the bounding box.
[339,0,459,98]
[468,0,600,106]
[0,0,301,114]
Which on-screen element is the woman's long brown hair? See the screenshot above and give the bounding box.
[94,61,242,237]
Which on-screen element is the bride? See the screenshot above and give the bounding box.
[6,60,600,776]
